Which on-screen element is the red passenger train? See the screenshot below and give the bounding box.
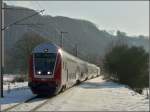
[28,43,100,95]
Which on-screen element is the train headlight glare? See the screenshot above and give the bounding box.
[47,71,51,75]
[44,49,48,53]
[58,48,62,54]
[37,71,41,75]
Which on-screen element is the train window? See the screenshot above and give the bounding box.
[63,61,65,69]
[67,69,68,81]
[34,53,57,75]
[65,62,67,70]
[63,62,67,70]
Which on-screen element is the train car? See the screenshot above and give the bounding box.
[28,42,100,95]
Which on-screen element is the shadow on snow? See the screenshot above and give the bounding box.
[0,86,51,105]
[79,81,125,89]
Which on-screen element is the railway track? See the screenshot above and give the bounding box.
[2,92,62,112]
[29,97,52,112]
[3,95,59,112]
[2,85,78,111]
[2,95,40,111]
[29,86,77,111]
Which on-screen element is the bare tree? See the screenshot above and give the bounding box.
[10,31,48,78]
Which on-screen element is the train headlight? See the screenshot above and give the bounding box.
[44,49,48,53]
[58,48,62,54]
[37,71,41,75]
[47,71,51,75]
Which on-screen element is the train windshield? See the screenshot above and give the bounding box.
[34,53,57,75]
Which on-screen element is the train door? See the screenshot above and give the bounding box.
[67,69,68,81]
[76,66,80,81]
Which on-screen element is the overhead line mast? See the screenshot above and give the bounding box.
[0,1,44,98]
[0,0,4,98]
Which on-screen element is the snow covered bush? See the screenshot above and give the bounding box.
[103,45,149,94]
[11,75,26,83]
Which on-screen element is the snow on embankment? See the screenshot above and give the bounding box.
[0,75,35,111]
[3,74,28,91]
[0,76,149,111]
[3,74,16,82]
[37,76,149,111]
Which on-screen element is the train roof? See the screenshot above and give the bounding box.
[32,42,60,53]
[32,42,99,69]
[60,47,99,68]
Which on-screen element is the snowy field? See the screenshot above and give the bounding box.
[0,81,36,111]
[0,76,149,111]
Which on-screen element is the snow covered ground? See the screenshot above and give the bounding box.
[3,74,16,82]
[0,76,149,111]
[37,77,149,111]
[0,81,36,111]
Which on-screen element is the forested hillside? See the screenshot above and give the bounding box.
[4,4,149,73]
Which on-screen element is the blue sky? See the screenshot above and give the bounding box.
[6,1,149,37]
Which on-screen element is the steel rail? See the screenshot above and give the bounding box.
[2,95,39,111]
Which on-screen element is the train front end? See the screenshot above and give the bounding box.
[28,43,62,95]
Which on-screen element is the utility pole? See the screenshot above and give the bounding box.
[0,0,4,98]
[0,4,44,98]
[60,31,68,48]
